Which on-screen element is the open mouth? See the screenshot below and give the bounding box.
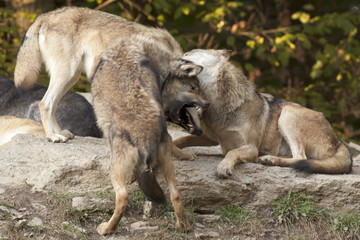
[177,105,203,136]
[166,101,208,136]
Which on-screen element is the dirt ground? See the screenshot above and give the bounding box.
[0,184,347,240]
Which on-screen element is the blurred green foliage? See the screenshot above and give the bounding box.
[1,0,359,141]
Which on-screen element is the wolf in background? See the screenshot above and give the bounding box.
[0,77,102,138]
[174,49,352,178]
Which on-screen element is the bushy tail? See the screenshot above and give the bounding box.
[14,18,43,90]
[291,143,352,174]
[134,156,166,204]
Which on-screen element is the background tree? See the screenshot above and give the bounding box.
[0,0,359,142]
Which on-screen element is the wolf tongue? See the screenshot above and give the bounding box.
[184,107,202,136]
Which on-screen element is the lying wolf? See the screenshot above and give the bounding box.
[14,7,204,143]
[175,49,352,178]
[0,77,101,138]
[0,116,44,147]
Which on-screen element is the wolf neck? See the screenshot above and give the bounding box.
[140,31,183,86]
[201,62,259,108]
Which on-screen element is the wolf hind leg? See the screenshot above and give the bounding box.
[258,155,304,167]
[39,69,81,142]
[97,137,138,235]
[259,107,308,167]
[160,135,191,232]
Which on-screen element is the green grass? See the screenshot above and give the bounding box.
[271,191,326,224]
[128,189,147,210]
[332,212,360,238]
[215,205,251,225]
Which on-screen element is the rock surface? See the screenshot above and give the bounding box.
[0,130,360,214]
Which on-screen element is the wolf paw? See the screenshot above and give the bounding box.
[97,222,116,236]
[175,218,191,232]
[46,130,74,143]
[258,155,277,166]
[178,151,197,161]
[171,148,197,161]
[217,160,234,179]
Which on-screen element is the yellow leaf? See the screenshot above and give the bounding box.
[336,73,342,81]
[182,7,190,15]
[286,40,295,49]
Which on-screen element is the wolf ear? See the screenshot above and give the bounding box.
[177,60,203,77]
[219,49,232,61]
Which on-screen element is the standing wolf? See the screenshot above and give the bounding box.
[175,49,352,178]
[14,7,203,143]
[14,7,208,235]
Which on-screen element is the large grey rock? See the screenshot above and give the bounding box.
[0,132,359,214]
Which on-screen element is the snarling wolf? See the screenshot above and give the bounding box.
[0,77,101,138]
[175,49,352,178]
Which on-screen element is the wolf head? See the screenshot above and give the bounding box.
[162,62,209,136]
[181,49,232,84]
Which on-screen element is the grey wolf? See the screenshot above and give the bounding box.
[91,36,206,235]
[14,7,204,143]
[174,49,352,178]
[0,116,44,147]
[0,77,102,138]
[14,6,208,235]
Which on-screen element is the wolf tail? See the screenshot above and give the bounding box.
[134,156,166,204]
[14,17,43,90]
[291,143,352,174]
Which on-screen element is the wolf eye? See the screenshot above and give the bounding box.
[190,85,198,92]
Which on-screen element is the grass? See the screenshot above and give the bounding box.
[271,191,326,224]
[332,212,360,239]
[215,205,250,225]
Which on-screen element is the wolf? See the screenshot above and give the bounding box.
[14,7,204,143]
[0,77,102,138]
[0,116,44,147]
[91,35,207,235]
[174,49,352,178]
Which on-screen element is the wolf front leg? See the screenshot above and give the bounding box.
[174,134,218,149]
[97,138,138,235]
[38,67,82,142]
[217,144,258,179]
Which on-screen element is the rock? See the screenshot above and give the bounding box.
[15,219,27,229]
[194,229,220,239]
[28,217,43,227]
[194,223,205,228]
[130,221,159,233]
[143,201,155,218]
[198,214,221,223]
[0,132,360,215]
[61,221,87,233]
[72,197,113,211]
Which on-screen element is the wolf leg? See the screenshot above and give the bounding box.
[258,106,308,167]
[217,144,258,178]
[39,70,81,142]
[258,155,304,167]
[160,136,191,232]
[97,138,138,235]
[171,143,197,160]
[174,134,218,149]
